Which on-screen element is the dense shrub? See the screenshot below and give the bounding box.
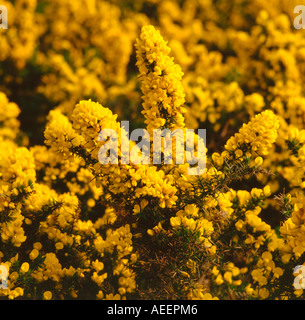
[0,0,305,300]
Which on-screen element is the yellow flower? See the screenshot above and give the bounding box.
[233,280,242,286]
[212,152,224,167]
[215,274,224,285]
[245,284,254,296]
[235,219,244,231]
[225,110,279,157]
[147,229,154,236]
[263,185,271,197]
[170,216,181,228]
[87,198,96,208]
[212,266,219,276]
[29,249,39,260]
[96,290,104,299]
[258,288,269,299]
[281,254,291,264]
[254,156,263,167]
[20,262,29,274]
[261,251,272,263]
[43,291,52,300]
[135,25,186,134]
[92,260,104,273]
[106,293,121,300]
[133,204,141,215]
[223,271,233,284]
[273,267,284,279]
[244,93,265,115]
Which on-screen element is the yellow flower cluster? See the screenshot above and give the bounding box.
[0,0,38,71]
[0,92,21,141]
[224,110,279,159]
[135,25,186,134]
[1,0,305,301]
[170,204,214,247]
[34,0,148,116]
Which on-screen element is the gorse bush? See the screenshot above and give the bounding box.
[1,0,305,300]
